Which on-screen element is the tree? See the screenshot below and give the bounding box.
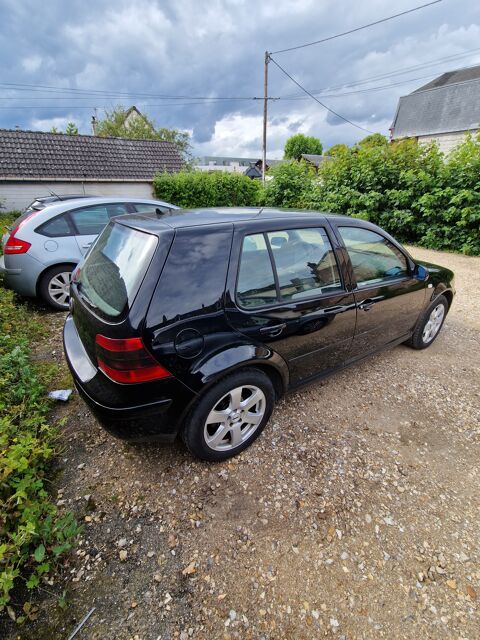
[355,133,388,149]
[325,143,349,156]
[284,133,323,160]
[65,122,78,135]
[94,106,191,159]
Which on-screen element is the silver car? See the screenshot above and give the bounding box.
[0,197,177,309]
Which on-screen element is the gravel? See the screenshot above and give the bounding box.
[2,246,479,640]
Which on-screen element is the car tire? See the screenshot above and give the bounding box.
[38,264,74,310]
[182,368,275,461]
[406,294,448,350]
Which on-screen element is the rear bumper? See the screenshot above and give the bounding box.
[0,253,43,297]
[63,315,197,442]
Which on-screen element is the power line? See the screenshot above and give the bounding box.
[0,81,263,101]
[271,0,443,55]
[269,55,374,133]
[280,47,480,99]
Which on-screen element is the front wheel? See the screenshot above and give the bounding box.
[406,295,448,350]
[182,368,275,461]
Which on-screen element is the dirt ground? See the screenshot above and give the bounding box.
[3,246,479,640]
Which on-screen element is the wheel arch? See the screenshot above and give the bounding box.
[36,261,78,296]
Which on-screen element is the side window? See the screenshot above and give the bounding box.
[339,226,408,287]
[237,234,277,307]
[268,227,342,301]
[36,214,72,237]
[70,204,128,235]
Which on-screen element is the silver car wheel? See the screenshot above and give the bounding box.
[47,271,71,308]
[203,385,266,452]
[422,303,445,344]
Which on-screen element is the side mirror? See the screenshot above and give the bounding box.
[414,264,429,281]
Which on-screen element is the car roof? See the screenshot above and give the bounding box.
[115,207,348,233]
[31,196,179,217]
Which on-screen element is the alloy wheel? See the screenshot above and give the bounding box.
[47,271,71,308]
[203,385,266,451]
[422,303,445,344]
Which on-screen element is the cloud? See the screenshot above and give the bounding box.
[0,0,479,155]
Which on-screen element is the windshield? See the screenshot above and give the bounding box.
[74,222,157,319]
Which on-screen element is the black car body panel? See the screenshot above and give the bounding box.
[63,208,455,444]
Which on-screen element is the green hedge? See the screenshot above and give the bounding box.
[153,170,260,208]
[261,135,480,255]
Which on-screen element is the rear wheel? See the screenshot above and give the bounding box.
[39,264,74,310]
[182,368,275,461]
[406,295,448,350]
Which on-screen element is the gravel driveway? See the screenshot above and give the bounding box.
[5,247,479,640]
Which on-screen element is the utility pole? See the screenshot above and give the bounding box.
[262,51,269,184]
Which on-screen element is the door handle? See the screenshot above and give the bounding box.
[82,243,92,249]
[259,322,286,337]
[358,298,375,311]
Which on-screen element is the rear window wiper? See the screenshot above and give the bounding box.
[76,282,98,309]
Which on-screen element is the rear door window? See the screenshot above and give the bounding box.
[75,223,157,319]
[268,228,342,301]
[236,227,343,308]
[70,204,129,236]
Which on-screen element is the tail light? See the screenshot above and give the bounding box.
[4,212,37,254]
[4,227,31,254]
[95,334,171,384]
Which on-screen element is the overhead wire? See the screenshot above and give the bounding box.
[269,55,375,133]
[271,0,443,54]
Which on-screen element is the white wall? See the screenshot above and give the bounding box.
[418,130,478,155]
[0,181,154,211]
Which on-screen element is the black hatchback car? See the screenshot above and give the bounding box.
[63,208,455,461]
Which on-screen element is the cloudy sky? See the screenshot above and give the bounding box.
[0,0,479,157]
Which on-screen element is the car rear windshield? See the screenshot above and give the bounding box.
[75,222,157,319]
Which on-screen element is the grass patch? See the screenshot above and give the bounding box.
[0,273,79,620]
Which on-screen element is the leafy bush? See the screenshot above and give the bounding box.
[260,160,315,208]
[0,287,79,617]
[259,135,480,255]
[153,170,260,208]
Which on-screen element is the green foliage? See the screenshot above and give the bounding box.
[0,212,20,236]
[153,170,260,208]
[95,106,191,159]
[309,135,480,254]
[65,122,78,135]
[325,143,349,157]
[355,133,389,149]
[284,133,323,160]
[260,160,315,208]
[0,287,80,614]
[259,135,480,255]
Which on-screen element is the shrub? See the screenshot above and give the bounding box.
[260,160,315,208]
[305,134,480,255]
[0,286,79,617]
[153,170,260,208]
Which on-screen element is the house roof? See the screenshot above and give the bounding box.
[0,129,184,181]
[414,64,480,92]
[391,65,480,139]
[301,154,333,167]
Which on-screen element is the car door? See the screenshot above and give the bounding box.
[225,222,357,386]
[70,203,131,255]
[333,224,426,360]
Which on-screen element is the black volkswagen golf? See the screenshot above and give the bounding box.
[64,208,455,461]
